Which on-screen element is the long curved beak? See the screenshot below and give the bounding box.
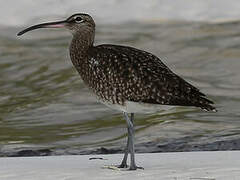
[17,20,67,36]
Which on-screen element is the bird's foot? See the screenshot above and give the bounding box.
[117,163,128,168]
[128,165,144,170]
[102,164,144,171]
[102,165,128,171]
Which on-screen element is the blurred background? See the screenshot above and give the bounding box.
[0,0,240,157]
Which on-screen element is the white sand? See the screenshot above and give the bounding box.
[1,151,240,180]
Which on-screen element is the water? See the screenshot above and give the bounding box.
[0,20,240,156]
[2,0,240,26]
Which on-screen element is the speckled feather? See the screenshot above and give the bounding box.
[69,14,216,112]
[71,44,215,111]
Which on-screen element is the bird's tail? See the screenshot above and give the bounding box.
[198,96,217,112]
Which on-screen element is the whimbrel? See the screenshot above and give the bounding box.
[17,13,216,170]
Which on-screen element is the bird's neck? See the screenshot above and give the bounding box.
[69,27,95,66]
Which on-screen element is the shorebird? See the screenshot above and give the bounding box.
[17,13,216,170]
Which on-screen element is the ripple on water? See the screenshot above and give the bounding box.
[0,21,240,156]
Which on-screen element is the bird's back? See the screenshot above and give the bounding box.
[81,44,216,112]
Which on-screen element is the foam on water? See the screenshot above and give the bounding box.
[1,0,240,27]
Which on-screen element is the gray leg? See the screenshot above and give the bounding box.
[118,113,132,168]
[118,126,130,168]
[123,112,144,170]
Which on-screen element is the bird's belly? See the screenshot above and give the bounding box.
[99,99,175,114]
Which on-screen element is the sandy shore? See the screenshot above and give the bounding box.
[1,151,240,180]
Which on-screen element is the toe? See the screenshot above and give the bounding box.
[118,164,128,168]
[129,165,144,170]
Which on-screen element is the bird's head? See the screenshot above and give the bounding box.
[17,13,95,36]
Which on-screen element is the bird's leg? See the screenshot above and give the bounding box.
[123,113,144,170]
[118,113,134,168]
[118,126,130,168]
[102,113,143,170]
[103,113,131,170]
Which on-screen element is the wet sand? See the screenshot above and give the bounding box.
[1,137,240,157]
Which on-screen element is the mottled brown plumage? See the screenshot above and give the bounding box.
[17,13,216,170]
[83,44,215,111]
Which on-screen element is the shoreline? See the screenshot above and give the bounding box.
[1,138,240,157]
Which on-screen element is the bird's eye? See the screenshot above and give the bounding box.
[74,16,83,23]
